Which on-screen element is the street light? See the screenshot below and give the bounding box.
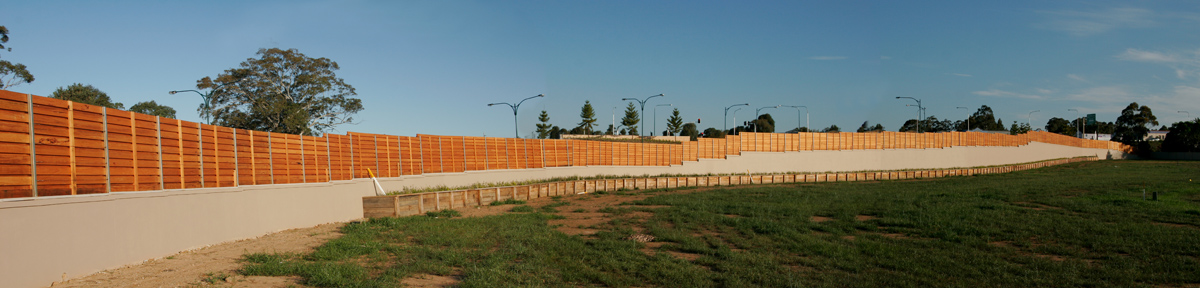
[621,94,664,137]
[1180,111,1191,119]
[731,107,744,135]
[782,105,808,132]
[724,103,750,133]
[754,105,779,133]
[168,89,215,124]
[488,94,545,138]
[612,106,619,135]
[1027,110,1040,131]
[896,97,923,133]
[654,104,672,137]
[957,107,969,131]
[1068,109,1081,138]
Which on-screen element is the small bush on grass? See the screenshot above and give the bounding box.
[426,209,461,218]
[489,199,526,206]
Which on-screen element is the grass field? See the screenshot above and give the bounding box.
[239,160,1200,287]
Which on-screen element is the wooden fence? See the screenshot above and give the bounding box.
[0,90,1134,199]
[363,156,1101,218]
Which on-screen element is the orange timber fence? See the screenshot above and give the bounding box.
[0,90,1134,199]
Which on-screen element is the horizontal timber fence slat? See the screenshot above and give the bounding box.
[0,90,1135,199]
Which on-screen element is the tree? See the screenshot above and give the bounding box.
[665,108,683,136]
[1044,117,1075,136]
[620,102,640,136]
[1113,102,1158,145]
[1161,119,1200,152]
[822,125,841,132]
[197,48,362,136]
[1009,121,1031,135]
[681,123,699,141]
[856,121,884,132]
[535,110,552,139]
[967,105,1005,131]
[549,126,564,139]
[51,84,124,109]
[577,100,598,135]
[747,113,775,133]
[0,25,34,89]
[702,127,725,138]
[129,101,177,118]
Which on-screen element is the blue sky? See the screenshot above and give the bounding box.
[5,0,1199,137]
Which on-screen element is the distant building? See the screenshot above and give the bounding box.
[1077,132,1112,141]
[1146,130,1169,141]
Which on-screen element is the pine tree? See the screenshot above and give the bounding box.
[578,100,597,135]
[621,102,640,136]
[536,110,552,139]
[666,108,683,136]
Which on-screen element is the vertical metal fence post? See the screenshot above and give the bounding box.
[373,135,380,176]
[156,117,164,190]
[438,137,444,173]
[461,136,466,172]
[268,133,274,184]
[27,94,38,196]
[197,123,204,187]
[348,134,355,179]
[483,137,488,170]
[232,129,239,186]
[418,135,424,173]
[300,134,306,183]
[325,136,331,180]
[102,108,111,193]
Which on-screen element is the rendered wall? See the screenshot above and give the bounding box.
[0,141,1128,288]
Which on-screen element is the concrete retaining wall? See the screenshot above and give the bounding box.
[0,142,1129,288]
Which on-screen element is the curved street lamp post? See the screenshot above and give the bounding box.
[654,104,672,137]
[782,105,808,132]
[168,89,214,124]
[621,94,664,137]
[754,105,779,133]
[488,94,545,138]
[723,103,750,133]
[896,97,923,133]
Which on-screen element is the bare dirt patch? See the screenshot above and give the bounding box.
[811,216,834,223]
[855,215,878,221]
[401,271,461,288]
[53,222,345,288]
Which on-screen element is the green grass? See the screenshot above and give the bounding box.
[425,209,461,218]
[487,199,526,206]
[510,205,535,212]
[241,160,1200,287]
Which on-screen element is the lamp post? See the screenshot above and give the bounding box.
[1027,110,1040,126]
[731,107,744,135]
[168,89,215,124]
[896,97,923,133]
[621,94,664,137]
[783,105,808,132]
[1180,111,1191,119]
[1068,109,1081,138]
[724,103,749,133]
[754,105,779,133]
[654,104,672,137]
[612,106,619,135]
[957,107,969,131]
[488,94,545,138]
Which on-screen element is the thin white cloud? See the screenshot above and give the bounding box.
[972,89,1045,100]
[1117,48,1200,80]
[1036,8,1154,36]
[810,56,847,60]
[1036,88,1054,94]
[951,73,972,77]
[1067,74,1087,82]
[1118,48,1180,63]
